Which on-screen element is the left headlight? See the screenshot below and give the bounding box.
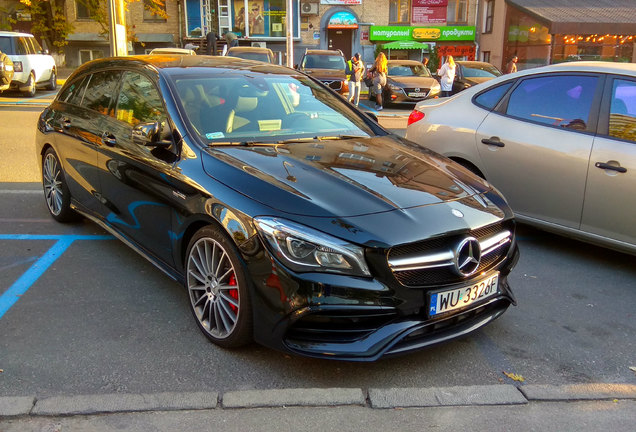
[388,83,403,92]
[253,217,371,277]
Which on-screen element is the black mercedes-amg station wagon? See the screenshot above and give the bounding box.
[36,56,519,361]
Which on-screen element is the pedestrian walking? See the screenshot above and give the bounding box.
[437,55,456,97]
[367,52,387,110]
[348,53,365,106]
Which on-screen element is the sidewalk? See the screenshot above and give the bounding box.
[2,384,636,431]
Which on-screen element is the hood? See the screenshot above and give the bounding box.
[201,135,491,218]
[462,77,494,86]
[388,76,438,88]
[303,68,346,80]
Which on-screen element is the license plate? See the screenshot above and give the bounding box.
[429,272,499,317]
[408,92,426,97]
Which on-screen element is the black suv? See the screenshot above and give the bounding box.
[297,49,348,95]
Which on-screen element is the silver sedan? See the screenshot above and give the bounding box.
[406,61,636,255]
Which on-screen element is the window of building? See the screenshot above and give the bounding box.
[79,49,103,65]
[482,51,491,63]
[483,0,494,34]
[506,75,598,131]
[76,1,92,19]
[389,0,409,24]
[227,0,298,38]
[143,0,167,22]
[447,0,467,24]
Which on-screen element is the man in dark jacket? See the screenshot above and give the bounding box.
[206,31,218,55]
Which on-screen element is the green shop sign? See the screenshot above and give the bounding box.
[370,26,476,41]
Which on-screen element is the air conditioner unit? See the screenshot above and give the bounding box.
[251,41,267,48]
[301,1,319,15]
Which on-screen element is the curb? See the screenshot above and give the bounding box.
[2,384,636,417]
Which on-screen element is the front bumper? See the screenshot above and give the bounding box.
[248,240,519,361]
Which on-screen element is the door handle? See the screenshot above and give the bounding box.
[62,118,71,129]
[595,162,627,173]
[481,137,505,147]
[101,132,117,147]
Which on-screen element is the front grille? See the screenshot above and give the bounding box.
[388,221,513,287]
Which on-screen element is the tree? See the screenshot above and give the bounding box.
[18,0,168,53]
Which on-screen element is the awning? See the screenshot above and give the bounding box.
[383,40,429,50]
[506,0,636,34]
[327,11,358,29]
[136,33,174,43]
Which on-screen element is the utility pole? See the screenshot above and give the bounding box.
[286,0,293,67]
[108,0,128,56]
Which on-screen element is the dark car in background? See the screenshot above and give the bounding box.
[376,59,441,105]
[36,55,518,361]
[452,61,502,94]
[297,49,348,95]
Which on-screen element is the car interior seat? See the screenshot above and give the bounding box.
[226,96,259,133]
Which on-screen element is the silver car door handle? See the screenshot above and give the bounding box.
[595,162,627,173]
[481,137,505,147]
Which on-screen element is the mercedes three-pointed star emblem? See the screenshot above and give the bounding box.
[454,237,481,277]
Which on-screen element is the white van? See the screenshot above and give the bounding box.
[0,31,57,96]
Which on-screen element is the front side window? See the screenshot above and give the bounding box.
[16,37,29,55]
[505,75,598,131]
[81,70,122,116]
[58,75,89,106]
[115,72,165,126]
[608,78,636,143]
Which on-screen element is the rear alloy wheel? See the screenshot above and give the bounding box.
[186,226,252,347]
[46,70,57,90]
[23,72,36,97]
[42,148,79,222]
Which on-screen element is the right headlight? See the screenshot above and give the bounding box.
[253,217,371,277]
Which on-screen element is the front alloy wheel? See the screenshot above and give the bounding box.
[186,227,252,347]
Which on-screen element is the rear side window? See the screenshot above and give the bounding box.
[608,78,636,143]
[0,37,12,55]
[58,75,89,106]
[81,70,122,116]
[474,82,513,110]
[505,75,598,131]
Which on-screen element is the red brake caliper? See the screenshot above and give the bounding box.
[228,273,238,313]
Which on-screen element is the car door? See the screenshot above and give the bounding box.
[49,72,120,214]
[97,70,177,266]
[475,73,602,228]
[580,75,636,247]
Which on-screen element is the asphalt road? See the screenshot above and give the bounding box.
[1,95,635,430]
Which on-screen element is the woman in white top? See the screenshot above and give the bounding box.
[437,55,456,97]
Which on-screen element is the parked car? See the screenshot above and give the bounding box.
[226,46,276,63]
[36,55,519,361]
[406,61,636,255]
[149,47,197,56]
[0,49,14,93]
[0,31,57,96]
[374,59,440,105]
[297,49,348,95]
[451,61,502,94]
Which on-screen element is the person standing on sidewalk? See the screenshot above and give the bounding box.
[348,53,364,106]
[368,52,387,111]
[437,55,456,97]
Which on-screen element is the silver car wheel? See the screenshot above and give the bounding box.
[187,237,240,339]
[43,153,63,216]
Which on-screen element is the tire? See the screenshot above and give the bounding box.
[185,226,252,348]
[46,70,57,91]
[23,72,36,97]
[42,148,80,222]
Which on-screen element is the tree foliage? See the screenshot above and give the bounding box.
[18,0,168,53]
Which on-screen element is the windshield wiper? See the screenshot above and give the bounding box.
[276,135,368,144]
[208,141,274,147]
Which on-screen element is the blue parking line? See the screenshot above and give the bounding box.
[0,234,114,319]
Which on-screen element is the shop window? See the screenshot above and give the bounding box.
[608,79,636,143]
[389,0,409,24]
[447,0,467,24]
[483,0,494,34]
[505,75,598,131]
[76,1,92,19]
[231,0,297,38]
[143,0,167,22]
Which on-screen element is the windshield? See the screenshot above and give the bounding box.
[170,71,376,144]
[461,64,502,78]
[302,55,346,70]
[388,64,431,77]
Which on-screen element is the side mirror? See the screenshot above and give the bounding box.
[132,121,172,148]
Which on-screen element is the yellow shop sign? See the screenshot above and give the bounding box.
[413,28,441,40]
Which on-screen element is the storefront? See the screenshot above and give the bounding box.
[370,25,476,62]
[505,0,636,69]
